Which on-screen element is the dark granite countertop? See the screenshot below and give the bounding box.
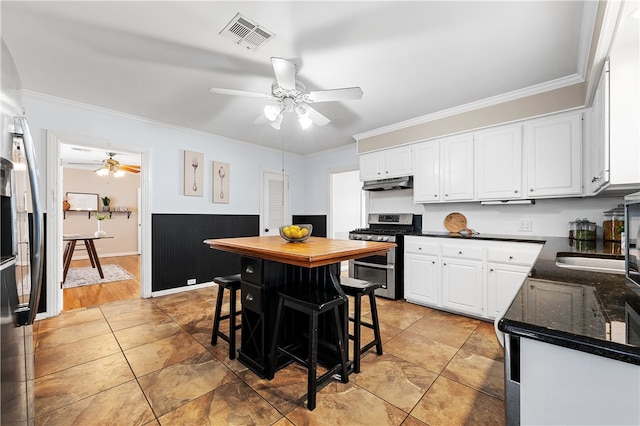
[411,232,640,365]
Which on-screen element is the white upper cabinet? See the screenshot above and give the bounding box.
[587,63,609,194]
[475,125,523,200]
[359,145,413,181]
[441,134,475,201]
[413,141,440,202]
[413,134,474,203]
[524,112,583,197]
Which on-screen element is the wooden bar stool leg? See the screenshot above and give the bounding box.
[211,286,224,346]
[228,287,237,360]
[307,310,319,411]
[369,292,383,355]
[352,293,363,373]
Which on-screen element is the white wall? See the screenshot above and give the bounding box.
[23,92,307,216]
[368,190,625,238]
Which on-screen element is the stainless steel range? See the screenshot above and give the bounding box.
[348,213,421,299]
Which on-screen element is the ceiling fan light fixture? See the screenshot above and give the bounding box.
[269,113,283,130]
[113,169,125,177]
[264,104,282,121]
[96,167,109,176]
[298,115,312,130]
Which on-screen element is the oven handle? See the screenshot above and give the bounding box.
[351,260,394,270]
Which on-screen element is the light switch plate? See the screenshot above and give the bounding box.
[518,219,533,232]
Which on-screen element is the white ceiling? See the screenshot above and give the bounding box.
[2,1,594,162]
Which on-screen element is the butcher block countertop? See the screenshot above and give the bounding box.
[203,236,396,268]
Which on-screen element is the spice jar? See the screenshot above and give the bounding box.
[568,219,578,239]
[574,218,596,241]
[603,205,625,241]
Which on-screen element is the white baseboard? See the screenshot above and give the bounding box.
[70,251,139,260]
[151,281,215,297]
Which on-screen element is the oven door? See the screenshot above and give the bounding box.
[348,259,395,299]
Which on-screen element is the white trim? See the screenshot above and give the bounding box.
[151,281,215,298]
[47,130,153,318]
[353,74,584,141]
[576,1,599,81]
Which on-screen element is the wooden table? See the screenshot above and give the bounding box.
[204,236,396,377]
[63,235,113,282]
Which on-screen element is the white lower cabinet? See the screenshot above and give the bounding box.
[486,263,530,320]
[404,236,542,320]
[441,257,483,316]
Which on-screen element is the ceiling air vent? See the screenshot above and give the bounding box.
[219,13,275,51]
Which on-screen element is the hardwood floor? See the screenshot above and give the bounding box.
[63,254,140,311]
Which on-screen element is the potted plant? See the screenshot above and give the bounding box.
[101,196,111,212]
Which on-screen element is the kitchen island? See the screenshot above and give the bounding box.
[203,236,395,378]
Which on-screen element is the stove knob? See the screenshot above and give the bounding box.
[350,234,360,240]
[363,235,372,241]
[380,236,389,242]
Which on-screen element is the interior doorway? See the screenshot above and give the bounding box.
[45,131,150,317]
[329,168,365,272]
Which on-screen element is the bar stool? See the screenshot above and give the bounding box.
[269,288,349,411]
[339,276,383,373]
[211,274,242,360]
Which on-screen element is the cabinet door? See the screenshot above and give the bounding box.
[413,141,441,202]
[588,63,610,194]
[359,152,383,181]
[384,146,413,177]
[475,125,523,200]
[524,113,582,197]
[441,134,474,201]
[441,257,483,316]
[404,253,439,306]
[486,262,529,319]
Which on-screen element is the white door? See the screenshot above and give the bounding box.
[261,171,290,236]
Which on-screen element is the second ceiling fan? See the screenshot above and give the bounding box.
[208,57,363,129]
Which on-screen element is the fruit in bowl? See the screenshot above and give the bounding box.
[279,224,313,242]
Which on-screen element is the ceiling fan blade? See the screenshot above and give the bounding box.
[307,87,363,103]
[208,87,273,99]
[303,104,331,127]
[271,57,296,91]
[119,165,140,174]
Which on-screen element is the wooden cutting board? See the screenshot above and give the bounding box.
[444,212,470,234]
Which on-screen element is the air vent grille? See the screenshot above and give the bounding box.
[220,13,275,51]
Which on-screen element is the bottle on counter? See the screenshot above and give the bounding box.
[603,205,625,242]
[574,218,597,241]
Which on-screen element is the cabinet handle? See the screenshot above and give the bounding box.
[432,261,436,264]
[443,262,447,266]
[445,194,449,197]
[530,188,534,192]
[509,256,514,260]
[490,268,494,272]
[245,293,254,301]
[434,194,438,197]
[458,251,463,255]
[514,190,519,194]
[245,265,254,274]
[418,247,422,250]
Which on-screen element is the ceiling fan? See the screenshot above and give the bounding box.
[94,152,140,177]
[208,57,363,130]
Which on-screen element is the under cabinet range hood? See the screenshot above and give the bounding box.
[362,176,413,191]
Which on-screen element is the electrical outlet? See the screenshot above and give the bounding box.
[518,219,533,232]
[187,278,196,285]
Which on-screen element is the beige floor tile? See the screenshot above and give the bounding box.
[240,362,311,415]
[441,349,505,400]
[155,297,216,319]
[157,378,283,425]
[34,352,134,418]
[34,380,155,426]
[405,309,481,348]
[35,318,112,351]
[461,321,505,361]
[138,351,236,417]
[285,381,408,425]
[113,318,183,350]
[99,297,157,318]
[124,331,207,377]
[35,333,121,378]
[351,353,438,413]
[410,376,505,426]
[36,307,104,333]
[384,330,459,374]
[401,415,429,426]
[376,302,427,330]
[105,305,172,331]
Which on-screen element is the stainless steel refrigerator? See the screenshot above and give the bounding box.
[1,39,44,425]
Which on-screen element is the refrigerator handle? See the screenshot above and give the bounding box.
[15,117,44,325]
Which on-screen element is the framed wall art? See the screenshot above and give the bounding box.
[212,161,230,204]
[184,150,204,197]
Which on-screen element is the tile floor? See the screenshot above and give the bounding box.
[33,285,506,425]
